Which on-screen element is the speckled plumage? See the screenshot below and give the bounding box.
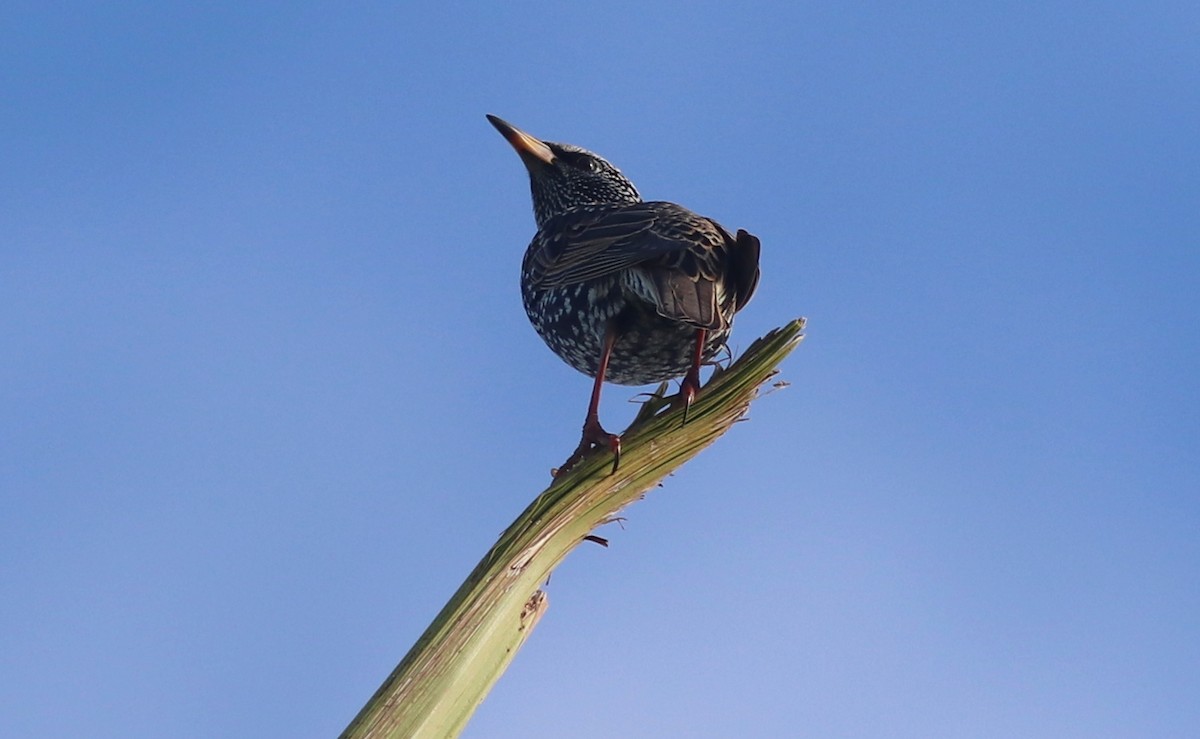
[487,114,760,471]
[521,200,759,385]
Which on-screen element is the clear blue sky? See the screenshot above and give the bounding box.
[3,3,1197,737]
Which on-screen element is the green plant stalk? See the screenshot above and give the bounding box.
[340,318,806,738]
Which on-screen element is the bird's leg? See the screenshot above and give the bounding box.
[558,324,622,475]
[678,328,707,423]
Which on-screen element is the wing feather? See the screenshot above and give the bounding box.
[523,201,758,330]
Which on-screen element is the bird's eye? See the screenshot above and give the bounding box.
[564,152,598,172]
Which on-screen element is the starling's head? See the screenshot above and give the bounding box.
[487,114,642,228]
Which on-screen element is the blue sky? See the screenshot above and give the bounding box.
[2,2,1197,737]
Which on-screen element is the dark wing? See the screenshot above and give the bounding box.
[525,202,689,288]
[525,201,759,330]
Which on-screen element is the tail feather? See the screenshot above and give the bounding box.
[731,229,761,312]
[620,225,759,331]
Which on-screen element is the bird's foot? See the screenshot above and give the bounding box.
[677,367,702,424]
[555,418,621,477]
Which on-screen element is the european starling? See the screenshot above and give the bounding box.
[488,115,760,473]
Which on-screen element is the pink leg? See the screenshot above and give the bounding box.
[558,324,622,475]
[678,328,707,423]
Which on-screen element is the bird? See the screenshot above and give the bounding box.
[487,114,761,474]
